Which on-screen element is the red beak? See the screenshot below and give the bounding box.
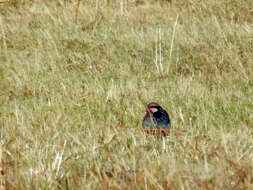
[146,107,152,112]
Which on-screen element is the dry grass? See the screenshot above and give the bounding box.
[0,0,253,189]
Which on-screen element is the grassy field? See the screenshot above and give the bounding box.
[0,0,253,189]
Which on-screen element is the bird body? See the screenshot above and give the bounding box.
[142,103,170,135]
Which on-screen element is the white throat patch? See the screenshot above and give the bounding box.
[150,107,158,113]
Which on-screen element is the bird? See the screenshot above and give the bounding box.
[142,102,171,136]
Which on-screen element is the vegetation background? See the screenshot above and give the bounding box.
[0,0,253,189]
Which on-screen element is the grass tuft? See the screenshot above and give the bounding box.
[0,0,253,189]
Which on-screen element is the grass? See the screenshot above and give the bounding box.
[0,0,253,189]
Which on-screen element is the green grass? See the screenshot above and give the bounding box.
[0,0,253,189]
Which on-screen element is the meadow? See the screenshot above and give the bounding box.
[0,0,253,189]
